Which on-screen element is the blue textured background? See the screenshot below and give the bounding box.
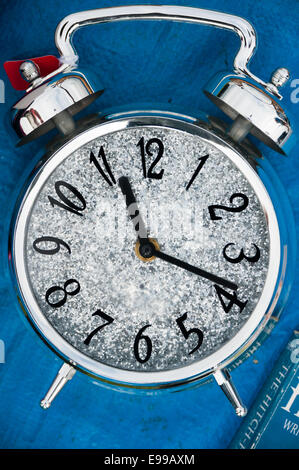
[0,0,298,449]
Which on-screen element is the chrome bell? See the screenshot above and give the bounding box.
[204,68,294,155]
[11,58,103,146]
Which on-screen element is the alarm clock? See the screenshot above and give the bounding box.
[5,5,296,416]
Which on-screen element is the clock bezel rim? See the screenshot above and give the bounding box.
[10,114,281,387]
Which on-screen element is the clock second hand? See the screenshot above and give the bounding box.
[118,176,238,291]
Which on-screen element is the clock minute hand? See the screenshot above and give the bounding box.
[152,248,238,291]
[118,176,148,244]
[118,177,237,291]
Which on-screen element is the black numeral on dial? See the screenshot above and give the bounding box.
[48,181,86,217]
[214,284,247,313]
[176,312,204,355]
[223,243,260,264]
[45,279,80,308]
[33,236,71,255]
[134,324,152,364]
[186,154,209,190]
[90,146,116,186]
[84,310,114,346]
[137,137,164,179]
[208,193,249,220]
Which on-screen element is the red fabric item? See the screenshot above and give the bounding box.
[3,55,60,90]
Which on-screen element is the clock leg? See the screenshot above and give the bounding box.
[40,362,76,409]
[213,368,247,417]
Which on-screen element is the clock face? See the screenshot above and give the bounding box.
[21,121,273,374]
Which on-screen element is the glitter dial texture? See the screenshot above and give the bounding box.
[24,125,270,372]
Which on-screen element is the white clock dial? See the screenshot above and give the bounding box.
[24,124,270,372]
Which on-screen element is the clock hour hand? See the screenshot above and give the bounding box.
[118,176,148,244]
[138,240,238,291]
[118,177,237,291]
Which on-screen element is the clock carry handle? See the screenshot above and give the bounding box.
[54,5,275,95]
[14,5,292,153]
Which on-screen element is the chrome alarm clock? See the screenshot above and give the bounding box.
[6,6,296,416]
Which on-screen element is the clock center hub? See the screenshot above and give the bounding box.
[135,238,160,263]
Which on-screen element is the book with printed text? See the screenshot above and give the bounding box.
[229,330,299,449]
